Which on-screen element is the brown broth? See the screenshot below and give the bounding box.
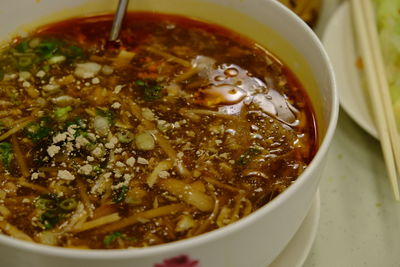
[0,12,317,249]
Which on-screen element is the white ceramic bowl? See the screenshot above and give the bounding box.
[0,1,338,266]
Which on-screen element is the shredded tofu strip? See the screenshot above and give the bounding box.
[73,212,120,233]
[173,67,200,83]
[96,203,186,233]
[11,135,29,178]
[147,159,173,188]
[127,101,192,179]
[59,202,88,232]
[0,109,22,118]
[182,109,238,120]
[76,178,94,218]
[193,197,220,235]
[0,116,35,141]
[92,204,117,219]
[19,179,49,194]
[146,47,191,67]
[159,179,214,212]
[204,177,241,192]
[0,221,33,242]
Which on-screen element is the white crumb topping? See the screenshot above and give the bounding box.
[75,135,89,149]
[36,70,46,78]
[91,77,100,84]
[31,172,39,180]
[137,157,149,165]
[53,132,67,143]
[113,85,124,94]
[105,136,118,149]
[111,102,121,109]
[158,171,170,179]
[115,161,126,168]
[74,62,102,79]
[91,146,103,158]
[47,145,60,157]
[126,157,136,167]
[57,170,75,181]
[79,164,93,175]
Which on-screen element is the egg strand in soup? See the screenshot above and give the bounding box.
[0,13,317,249]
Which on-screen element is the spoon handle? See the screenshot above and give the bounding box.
[109,0,129,41]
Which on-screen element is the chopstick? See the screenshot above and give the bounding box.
[350,0,400,200]
[109,0,129,41]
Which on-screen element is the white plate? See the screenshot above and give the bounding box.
[269,192,320,267]
[322,1,378,138]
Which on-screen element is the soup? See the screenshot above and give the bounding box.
[0,13,317,249]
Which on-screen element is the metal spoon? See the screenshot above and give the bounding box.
[109,0,129,41]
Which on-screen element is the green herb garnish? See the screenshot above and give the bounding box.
[96,107,115,125]
[0,142,13,170]
[113,185,128,203]
[36,39,63,59]
[135,79,162,101]
[35,194,78,230]
[67,46,84,59]
[15,40,30,53]
[25,117,52,143]
[237,147,261,165]
[103,231,122,246]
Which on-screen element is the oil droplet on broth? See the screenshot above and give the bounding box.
[194,84,247,107]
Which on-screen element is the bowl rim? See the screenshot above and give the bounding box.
[0,0,339,259]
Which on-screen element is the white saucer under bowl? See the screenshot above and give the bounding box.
[269,191,320,267]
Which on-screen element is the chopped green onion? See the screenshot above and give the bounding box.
[35,197,57,211]
[36,39,63,59]
[116,130,134,143]
[40,211,59,230]
[59,198,78,211]
[103,231,122,246]
[135,80,146,86]
[18,56,33,69]
[15,40,30,53]
[93,165,102,173]
[54,106,72,120]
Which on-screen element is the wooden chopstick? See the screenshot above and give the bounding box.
[351,0,400,200]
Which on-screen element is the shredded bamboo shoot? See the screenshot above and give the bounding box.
[19,180,49,194]
[76,178,94,218]
[159,179,214,212]
[73,212,120,233]
[147,159,173,187]
[0,221,33,242]
[11,135,29,178]
[97,204,186,233]
[146,47,191,67]
[0,117,35,142]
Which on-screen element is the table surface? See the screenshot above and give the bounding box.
[304,1,400,266]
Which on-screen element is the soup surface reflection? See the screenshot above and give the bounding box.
[0,13,317,249]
